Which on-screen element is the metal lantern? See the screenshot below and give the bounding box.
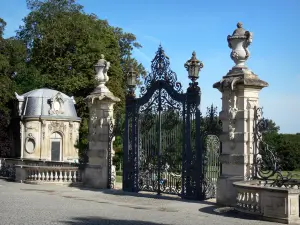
[127,65,138,88]
[184,51,204,82]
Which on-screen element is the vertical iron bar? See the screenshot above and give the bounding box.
[157,88,162,195]
[123,101,130,191]
[132,105,138,192]
[136,109,140,192]
[186,101,191,198]
[181,101,186,197]
[107,120,113,189]
[195,90,202,200]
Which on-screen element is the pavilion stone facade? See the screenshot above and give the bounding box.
[213,22,268,206]
[14,88,81,162]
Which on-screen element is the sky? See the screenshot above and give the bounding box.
[1,0,300,133]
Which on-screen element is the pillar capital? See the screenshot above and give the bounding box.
[213,69,268,93]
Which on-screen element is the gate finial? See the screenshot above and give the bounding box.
[141,45,182,96]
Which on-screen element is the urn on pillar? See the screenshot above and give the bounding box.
[93,54,111,94]
[227,22,253,69]
[213,22,268,207]
[83,54,120,189]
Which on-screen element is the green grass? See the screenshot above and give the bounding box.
[266,171,300,179]
[116,171,123,176]
[116,175,122,183]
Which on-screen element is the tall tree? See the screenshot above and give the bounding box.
[15,0,146,164]
[0,18,28,157]
[264,119,280,134]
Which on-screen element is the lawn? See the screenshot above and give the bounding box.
[116,175,122,183]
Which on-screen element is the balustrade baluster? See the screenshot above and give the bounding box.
[73,171,77,182]
[64,171,68,182]
[242,192,246,209]
[55,171,58,181]
[46,171,49,182]
[59,171,63,182]
[41,171,45,181]
[68,170,72,182]
[49,171,53,181]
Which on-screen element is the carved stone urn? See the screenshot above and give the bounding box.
[227,22,253,68]
[93,54,111,93]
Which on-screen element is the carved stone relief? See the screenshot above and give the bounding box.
[25,124,38,132]
[69,122,73,140]
[25,133,36,154]
[227,90,238,149]
[247,98,257,110]
[48,121,66,133]
[41,120,46,140]
[48,92,65,115]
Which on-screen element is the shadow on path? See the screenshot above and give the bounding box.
[70,184,216,205]
[62,216,170,225]
[198,206,278,224]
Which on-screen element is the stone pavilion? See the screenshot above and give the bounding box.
[13,88,81,162]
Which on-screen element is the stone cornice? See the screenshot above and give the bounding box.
[21,116,81,122]
[213,68,268,91]
[86,88,120,104]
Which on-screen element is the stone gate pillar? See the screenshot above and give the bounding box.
[83,55,120,188]
[213,22,268,206]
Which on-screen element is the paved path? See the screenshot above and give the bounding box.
[0,179,279,225]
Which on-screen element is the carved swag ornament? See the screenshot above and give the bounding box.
[48,92,65,115]
[228,92,238,149]
[48,121,66,133]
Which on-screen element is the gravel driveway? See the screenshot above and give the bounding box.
[0,179,280,225]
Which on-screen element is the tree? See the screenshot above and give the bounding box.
[265,119,280,134]
[112,27,147,85]
[13,0,145,164]
[0,18,30,157]
[260,119,300,171]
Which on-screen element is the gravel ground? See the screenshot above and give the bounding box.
[0,179,281,225]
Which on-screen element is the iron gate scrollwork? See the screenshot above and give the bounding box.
[108,119,116,189]
[123,46,221,200]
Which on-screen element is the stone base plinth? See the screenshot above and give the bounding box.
[82,165,108,189]
[217,176,244,206]
[234,180,300,224]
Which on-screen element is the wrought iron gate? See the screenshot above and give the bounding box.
[123,46,221,200]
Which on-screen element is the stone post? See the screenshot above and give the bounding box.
[213,22,268,206]
[83,55,120,188]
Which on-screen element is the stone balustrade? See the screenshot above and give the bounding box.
[0,158,78,167]
[235,182,261,214]
[15,165,82,184]
[233,180,300,224]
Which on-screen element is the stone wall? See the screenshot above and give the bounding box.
[21,119,80,162]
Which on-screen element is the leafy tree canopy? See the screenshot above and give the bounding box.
[0,0,146,160]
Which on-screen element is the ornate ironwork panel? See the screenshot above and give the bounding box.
[0,160,16,180]
[252,106,292,187]
[201,105,222,199]
[108,119,115,189]
[123,46,221,200]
